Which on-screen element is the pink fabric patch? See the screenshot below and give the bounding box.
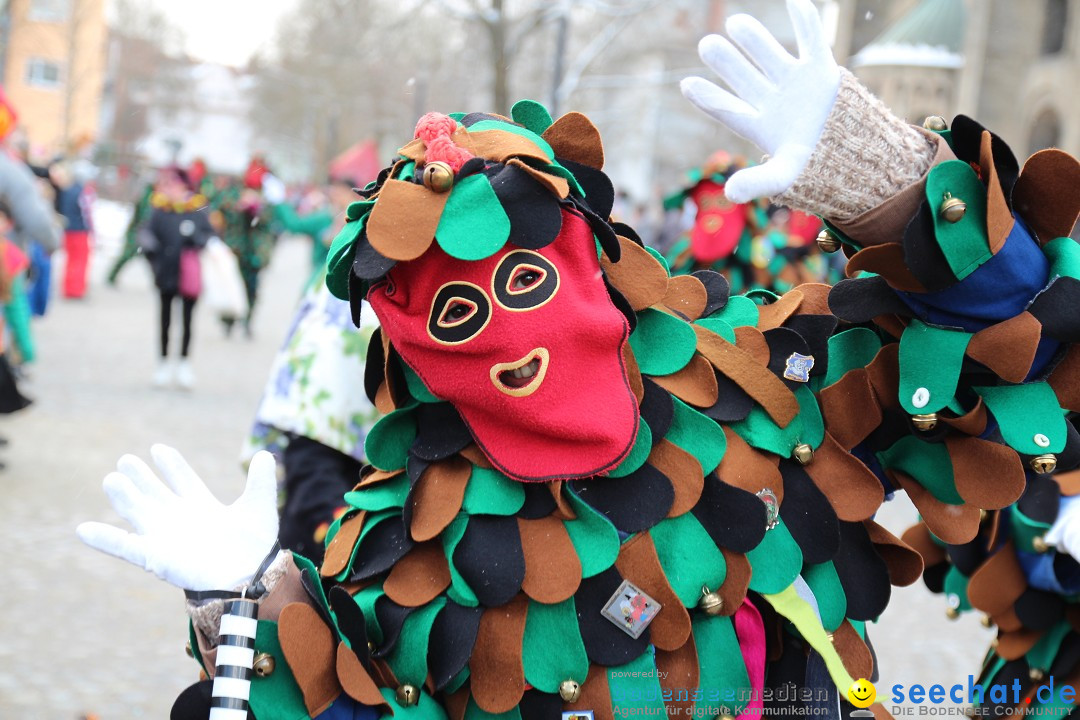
[734,599,766,720]
[413,112,474,172]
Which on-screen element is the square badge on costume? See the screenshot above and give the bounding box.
[601,580,661,639]
[563,712,595,720]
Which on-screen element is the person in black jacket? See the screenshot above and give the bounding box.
[142,167,214,389]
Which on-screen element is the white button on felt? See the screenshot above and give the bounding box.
[911,387,930,409]
[1034,433,1051,448]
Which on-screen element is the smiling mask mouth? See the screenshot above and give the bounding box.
[490,348,550,397]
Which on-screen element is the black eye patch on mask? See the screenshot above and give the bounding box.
[492,250,559,311]
[427,283,491,345]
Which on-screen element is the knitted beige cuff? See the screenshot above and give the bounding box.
[772,68,937,222]
[187,550,290,650]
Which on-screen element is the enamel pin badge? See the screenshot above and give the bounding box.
[783,352,815,382]
[601,580,661,639]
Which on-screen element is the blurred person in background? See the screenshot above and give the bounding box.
[141,167,215,390]
[50,160,94,299]
[0,198,35,466]
[106,180,155,287]
[272,176,356,290]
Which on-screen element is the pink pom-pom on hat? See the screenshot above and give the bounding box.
[414,112,474,172]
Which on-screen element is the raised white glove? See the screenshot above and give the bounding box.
[261,173,287,205]
[77,445,280,592]
[1045,494,1080,560]
[680,0,840,203]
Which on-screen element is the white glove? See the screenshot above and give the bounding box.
[261,173,287,205]
[680,0,840,203]
[77,445,280,592]
[1045,494,1080,560]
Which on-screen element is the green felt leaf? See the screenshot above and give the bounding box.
[323,514,344,552]
[442,516,480,607]
[187,620,207,674]
[445,665,470,694]
[667,397,727,475]
[510,99,554,135]
[462,466,525,516]
[448,112,466,122]
[898,320,972,414]
[876,436,963,505]
[563,490,621,578]
[398,160,416,182]
[326,213,367,300]
[926,160,990,280]
[607,419,653,478]
[645,245,671,276]
[401,363,442,403]
[1046,235,1080,280]
[345,199,376,223]
[292,552,333,621]
[1026,620,1072,682]
[730,385,821,457]
[692,614,751,717]
[365,407,418,471]
[464,697,522,720]
[649,513,726,606]
[379,686,450,720]
[745,288,781,305]
[344,475,410,512]
[385,597,447,686]
[712,294,759,329]
[249,620,311,720]
[824,328,882,387]
[352,582,386,645]
[943,565,971,613]
[629,308,698,376]
[606,645,667,715]
[746,519,802,594]
[694,315,736,343]
[436,174,511,261]
[974,382,1068,454]
[1010,505,1053,554]
[802,561,847,633]
[521,598,589,693]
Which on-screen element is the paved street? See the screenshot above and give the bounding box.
[0,218,992,718]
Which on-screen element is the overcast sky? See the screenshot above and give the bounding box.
[154,0,298,67]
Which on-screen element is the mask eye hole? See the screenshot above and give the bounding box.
[508,265,546,294]
[438,298,477,327]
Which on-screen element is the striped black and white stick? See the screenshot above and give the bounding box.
[209,597,259,720]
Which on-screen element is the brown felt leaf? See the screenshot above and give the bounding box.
[506,158,569,199]
[947,436,1025,510]
[410,456,471,542]
[981,131,1015,254]
[549,481,578,520]
[845,243,928,293]
[383,542,452,607]
[966,540,1026,617]
[733,326,770,367]
[443,686,470,720]
[663,274,708,321]
[792,283,832,316]
[756,290,803,330]
[469,595,528,714]
[818,369,881,450]
[356,467,406,489]
[602,236,669,311]
[366,179,447,261]
[648,439,705,517]
[864,344,900,410]
[967,312,1041,383]
[650,353,719,409]
[996,629,1042,661]
[615,533,691,651]
[518,516,582,603]
[322,511,366,578]
[336,642,390,710]
[899,522,947,566]
[803,433,884,522]
[470,130,551,165]
[694,325,799,428]
[1056,469,1080,497]
[833,619,873,681]
[865,520,923,587]
[656,634,700,718]
[542,111,605,169]
[717,547,751,616]
[1048,344,1080,412]
[279,602,342,717]
[566,664,615,720]
[940,398,988,436]
[459,444,493,469]
[994,606,1023,633]
[892,471,980,545]
[375,382,395,415]
[623,341,645,406]
[718,427,783,503]
[1012,149,1080,245]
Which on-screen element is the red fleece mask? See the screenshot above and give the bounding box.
[368,209,639,482]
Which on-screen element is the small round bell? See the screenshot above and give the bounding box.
[816,229,841,254]
[911,413,938,431]
[185,642,194,658]
[1030,454,1057,475]
[421,161,455,193]
[1032,535,1050,553]
[792,443,814,466]
[396,684,420,707]
[979,509,988,523]
[945,607,960,620]
[367,641,377,654]
[980,615,993,628]
[559,679,582,703]
[939,192,967,223]
[1030,668,1046,682]
[922,115,948,131]
[698,585,725,616]
[253,652,275,677]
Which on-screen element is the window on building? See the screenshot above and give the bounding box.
[1041,0,1068,55]
[1029,108,1062,153]
[25,58,62,88]
[28,0,71,22]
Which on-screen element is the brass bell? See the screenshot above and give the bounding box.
[367,641,377,654]
[698,585,725,616]
[1030,667,1046,682]
[185,642,194,658]
[922,115,948,131]
[826,633,835,643]
[1032,535,1050,553]
[980,615,993,628]
[979,509,988,523]
[939,192,966,223]
[421,161,454,193]
[945,607,960,620]
[816,229,841,254]
[396,684,420,707]
[1030,454,1057,475]
[792,443,814,466]
[911,413,938,431]
[559,679,582,703]
[253,652,275,677]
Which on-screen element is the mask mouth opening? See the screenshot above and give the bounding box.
[490,347,550,397]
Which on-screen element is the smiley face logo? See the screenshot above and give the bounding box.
[848,678,876,708]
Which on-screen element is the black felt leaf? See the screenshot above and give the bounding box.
[922,562,948,594]
[832,521,892,621]
[428,600,483,690]
[602,272,638,332]
[1017,473,1060,525]
[517,482,558,519]
[328,586,370,668]
[784,315,837,379]
[778,461,840,565]
[372,596,414,658]
[701,371,754,423]
[1014,587,1065,631]
[764,327,812,390]
[519,689,564,720]
[487,163,564,250]
[828,276,913,324]
[692,473,767,553]
[566,198,620,263]
[571,463,674,534]
[352,230,396,281]
[575,567,651,665]
[1028,277,1080,342]
[945,537,989,577]
[299,567,336,630]
[363,328,386,404]
[979,659,1032,719]
[693,270,730,318]
[903,202,959,292]
[410,403,473,462]
[348,517,414,581]
[560,157,615,220]
[640,379,674,445]
[453,516,526,607]
[950,115,1019,198]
